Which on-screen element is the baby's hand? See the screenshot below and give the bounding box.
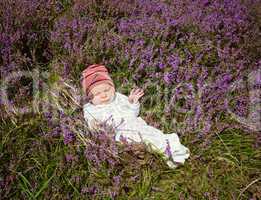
[89,119,101,130]
[128,87,144,104]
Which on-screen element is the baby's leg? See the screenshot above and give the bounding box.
[132,125,190,166]
[115,123,190,167]
[165,133,190,163]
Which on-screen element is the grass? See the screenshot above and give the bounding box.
[1,109,260,200]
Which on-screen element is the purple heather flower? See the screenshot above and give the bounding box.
[65,154,74,162]
[81,186,89,194]
[163,73,173,85]
[51,127,60,137]
[87,185,98,195]
[109,191,117,199]
[112,175,121,186]
[158,62,165,69]
[203,119,212,133]
[63,128,75,145]
[164,139,172,158]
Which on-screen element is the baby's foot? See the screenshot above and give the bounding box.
[166,160,178,169]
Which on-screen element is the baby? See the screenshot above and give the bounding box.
[81,64,190,168]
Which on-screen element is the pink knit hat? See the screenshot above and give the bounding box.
[81,64,115,97]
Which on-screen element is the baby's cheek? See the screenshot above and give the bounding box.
[91,97,100,105]
[110,91,115,98]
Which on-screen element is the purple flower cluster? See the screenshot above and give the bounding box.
[51,17,93,54]
[82,124,129,198]
[110,0,260,135]
[42,110,77,145]
[84,127,120,169]
[0,0,57,77]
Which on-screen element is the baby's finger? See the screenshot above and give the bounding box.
[137,90,144,96]
[137,88,143,93]
[139,89,144,93]
[137,93,144,99]
[132,89,140,95]
[138,88,144,93]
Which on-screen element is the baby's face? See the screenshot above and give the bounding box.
[89,83,115,105]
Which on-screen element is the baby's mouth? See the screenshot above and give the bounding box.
[101,94,114,104]
[101,97,110,103]
[102,97,108,101]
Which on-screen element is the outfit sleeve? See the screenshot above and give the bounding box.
[117,92,140,117]
[83,104,100,128]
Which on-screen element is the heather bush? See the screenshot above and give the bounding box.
[113,0,260,136]
[0,0,62,118]
[0,0,59,75]
[47,0,261,138]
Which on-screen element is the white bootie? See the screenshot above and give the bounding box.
[166,160,178,169]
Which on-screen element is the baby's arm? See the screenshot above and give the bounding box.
[83,105,102,130]
[117,92,141,117]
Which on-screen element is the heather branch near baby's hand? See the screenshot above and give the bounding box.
[128,88,144,104]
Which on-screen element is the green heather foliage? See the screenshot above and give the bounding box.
[1,0,261,199]
[1,115,260,199]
